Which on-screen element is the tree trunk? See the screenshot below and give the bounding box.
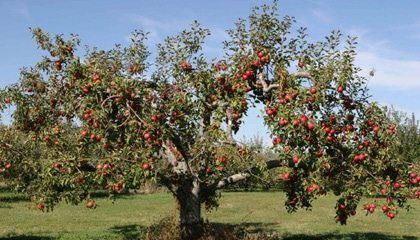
[177,179,203,240]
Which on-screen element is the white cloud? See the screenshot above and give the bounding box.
[356,51,420,88]
[128,15,190,44]
[130,15,169,43]
[377,101,420,119]
[347,25,420,89]
[311,9,331,24]
[209,27,229,42]
[384,22,420,42]
[128,15,229,58]
[347,27,370,39]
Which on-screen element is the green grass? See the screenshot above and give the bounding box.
[0,191,419,239]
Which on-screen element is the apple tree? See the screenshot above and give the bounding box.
[0,2,417,239]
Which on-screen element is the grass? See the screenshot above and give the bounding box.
[0,191,419,239]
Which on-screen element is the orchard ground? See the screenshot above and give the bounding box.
[0,189,419,240]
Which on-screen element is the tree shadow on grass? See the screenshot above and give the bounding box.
[0,236,54,240]
[110,224,146,240]
[109,221,280,240]
[282,232,419,240]
[0,193,29,202]
[209,221,278,235]
[0,190,134,204]
[108,220,419,240]
[204,222,419,240]
[0,203,12,209]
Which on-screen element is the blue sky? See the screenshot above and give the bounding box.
[1,0,419,143]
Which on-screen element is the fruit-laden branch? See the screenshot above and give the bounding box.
[216,159,288,188]
[292,71,313,80]
[258,71,313,93]
[0,142,26,158]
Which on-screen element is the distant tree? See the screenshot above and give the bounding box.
[0,2,417,239]
[387,108,419,165]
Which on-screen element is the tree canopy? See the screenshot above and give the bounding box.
[0,2,417,239]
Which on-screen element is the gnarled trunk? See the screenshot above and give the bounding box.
[177,179,203,240]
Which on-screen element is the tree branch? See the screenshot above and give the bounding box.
[225,107,234,143]
[163,141,179,167]
[256,71,314,93]
[257,72,278,92]
[216,159,288,189]
[292,71,313,80]
[216,172,250,188]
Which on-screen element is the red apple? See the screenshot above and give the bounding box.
[326,135,333,142]
[265,108,277,116]
[381,205,390,213]
[114,183,122,192]
[5,163,12,170]
[292,155,299,164]
[387,212,395,219]
[151,115,158,122]
[142,162,151,170]
[300,115,308,123]
[37,203,45,211]
[393,182,401,190]
[315,149,323,157]
[281,172,290,181]
[143,133,151,140]
[279,119,287,127]
[86,200,95,209]
[90,134,96,140]
[218,156,228,164]
[81,130,88,138]
[408,172,417,179]
[180,61,192,71]
[272,137,282,145]
[329,115,337,124]
[95,134,101,142]
[54,60,62,71]
[96,164,103,170]
[309,86,317,94]
[307,122,315,130]
[52,162,62,169]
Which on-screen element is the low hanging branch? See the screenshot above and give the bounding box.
[216,160,288,189]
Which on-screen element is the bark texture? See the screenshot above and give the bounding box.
[177,179,203,240]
